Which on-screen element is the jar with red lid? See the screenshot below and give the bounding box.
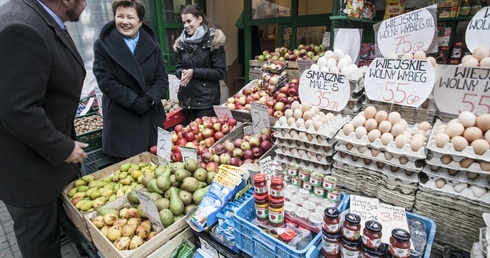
[253,174,268,195]
[361,243,386,258]
[340,236,361,258]
[342,213,361,241]
[254,192,269,222]
[322,230,341,258]
[362,220,383,250]
[323,207,340,234]
[388,229,411,258]
[270,176,284,198]
[280,229,296,244]
[268,196,285,227]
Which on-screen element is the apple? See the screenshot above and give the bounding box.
[260,140,273,151]
[184,132,195,142]
[171,132,178,143]
[252,147,264,158]
[249,136,260,147]
[219,153,231,164]
[214,131,224,141]
[273,110,284,118]
[244,104,251,110]
[238,96,246,105]
[204,137,215,147]
[240,141,251,150]
[234,138,243,148]
[202,128,214,138]
[195,118,203,125]
[268,108,274,116]
[224,140,235,152]
[213,143,226,155]
[228,118,237,127]
[212,123,221,132]
[175,138,187,146]
[232,148,243,158]
[189,121,199,134]
[227,103,236,110]
[185,142,196,148]
[274,102,285,111]
[174,124,183,133]
[228,157,242,167]
[182,127,190,135]
[221,124,230,134]
[205,162,219,172]
[227,97,235,104]
[218,117,226,125]
[195,132,203,141]
[212,154,220,163]
[171,151,182,162]
[269,77,279,85]
[149,145,157,154]
[243,149,254,160]
[201,152,213,163]
[279,86,289,94]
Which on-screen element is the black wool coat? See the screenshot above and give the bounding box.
[93,21,168,158]
[0,0,86,206]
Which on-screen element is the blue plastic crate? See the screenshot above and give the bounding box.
[308,195,436,258]
[234,193,346,258]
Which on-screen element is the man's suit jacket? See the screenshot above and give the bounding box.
[0,0,86,207]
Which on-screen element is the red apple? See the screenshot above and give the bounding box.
[214,131,224,141]
[218,117,226,125]
[224,140,235,152]
[268,108,274,116]
[212,123,221,132]
[252,147,264,158]
[184,132,195,142]
[221,124,230,134]
[171,151,182,162]
[171,132,178,143]
[204,137,215,147]
[195,132,203,141]
[279,86,289,94]
[228,157,242,167]
[174,124,183,133]
[260,140,273,151]
[175,138,187,146]
[288,87,298,96]
[205,162,219,172]
[243,149,254,160]
[273,110,284,118]
[234,138,243,148]
[228,118,237,127]
[210,116,219,124]
[189,122,199,134]
[201,152,213,163]
[213,143,226,155]
[202,128,214,139]
[249,136,260,147]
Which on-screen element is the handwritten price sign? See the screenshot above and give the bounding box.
[466,7,490,52]
[375,6,436,57]
[378,203,409,245]
[157,127,172,164]
[434,66,490,116]
[298,69,350,111]
[136,190,164,232]
[250,102,270,134]
[364,58,435,107]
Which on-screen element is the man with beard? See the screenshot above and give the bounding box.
[0,0,88,257]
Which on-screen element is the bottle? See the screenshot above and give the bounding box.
[254,192,269,222]
[269,176,284,198]
[388,229,411,258]
[323,207,341,234]
[268,196,285,227]
[342,213,361,241]
[459,0,471,16]
[362,220,383,250]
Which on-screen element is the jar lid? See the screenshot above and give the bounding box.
[340,236,360,247]
[268,196,285,204]
[322,229,340,239]
[391,228,411,241]
[253,192,268,200]
[324,207,339,218]
[345,213,361,224]
[271,176,283,185]
[310,172,323,178]
[280,229,296,242]
[365,220,382,232]
[362,243,386,255]
[254,173,266,182]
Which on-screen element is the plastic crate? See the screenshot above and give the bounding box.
[79,148,114,177]
[234,193,346,258]
[75,113,103,152]
[194,231,243,258]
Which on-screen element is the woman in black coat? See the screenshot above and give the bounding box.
[173,3,226,123]
[93,0,168,160]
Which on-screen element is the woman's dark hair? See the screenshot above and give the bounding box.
[112,0,145,21]
[181,3,208,26]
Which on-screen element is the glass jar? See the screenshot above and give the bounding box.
[253,173,268,195]
[323,176,337,191]
[270,176,284,198]
[340,236,361,258]
[342,213,361,241]
[254,193,269,222]
[287,163,299,177]
[327,189,341,203]
[291,177,302,187]
[323,207,341,234]
[388,229,411,258]
[298,167,311,181]
[322,231,341,258]
[302,181,313,192]
[309,172,323,187]
[362,220,383,250]
[268,196,285,227]
[361,243,386,258]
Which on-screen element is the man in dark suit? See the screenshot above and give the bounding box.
[0,0,88,257]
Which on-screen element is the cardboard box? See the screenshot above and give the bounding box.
[61,152,158,243]
[164,108,186,129]
[85,195,189,258]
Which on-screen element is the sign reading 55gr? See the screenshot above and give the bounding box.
[299,69,350,111]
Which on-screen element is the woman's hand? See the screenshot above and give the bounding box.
[180,69,193,87]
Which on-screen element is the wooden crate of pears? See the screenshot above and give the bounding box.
[62,152,159,243]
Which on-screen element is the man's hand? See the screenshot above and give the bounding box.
[65,141,88,164]
[180,69,193,87]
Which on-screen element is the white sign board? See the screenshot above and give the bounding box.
[349,195,379,222]
[378,203,409,245]
[157,127,172,164]
[434,65,490,116]
[297,59,313,78]
[298,69,350,111]
[364,58,435,107]
[213,105,233,119]
[375,6,437,57]
[168,74,180,101]
[136,190,164,232]
[258,156,274,179]
[180,147,197,163]
[466,7,490,52]
[250,102,270,134]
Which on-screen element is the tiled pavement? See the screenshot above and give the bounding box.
[0,201,83,258]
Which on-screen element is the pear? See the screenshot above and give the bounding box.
[121,223,137,237]
[156,169,171,191]
[103,213,118,226]
[97,207,118,216]
[129,235,144,250]
[100,225,109,237]
[73,179,87,187]
[114,236,130,250]
[107,226,122,241]
[82,175,95,183]
[140,220,151,233]
[169,162,184,172]
[206,172,217,185]
[149,192,163,201]
[193,185,210,204]
[147,179,163,194]
[79,200,93,211]
[68,188,77,198]
[184,203,197,214]
[137,204,147,218]
[173,215,184,223]
[175,169,191,182]
[113,218,127,228]
[138,161,149,169]
[127,189,140,204]
[92,215,105,228]
[135,224,149,239]
[178,190,193,205]
[92,197,107,209]
[127,217,141,225]
[155,198,170,211]
[169,187,184,216]
[159,209,174,227]
[181,177,199,193]
[120,163,132,172]
[184,158,198,172]
[141,174,155,188]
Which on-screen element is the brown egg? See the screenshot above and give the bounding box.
[388,112,401,124]
[463,127,483,142]
[441,155,452,164]
[451,136,469,151]
[391,123,406,138]
[459,158,474,168]
[446,122,465,137]
[467,171,479,180]
[480,161,490,171]
[434,133,450,148]
[343,123,355,136]
[399,156,409,164]
[365,119,378,131]
[375,111,388,124]
[476,113,490,132]
[418,121,432,131]
[355,126,368,139]
[471,139,490,155]
[447,169,458,176]
[364,158,372,165]
[368,129,381,143]
[381,132,394,145]
[378,121,392,134]
[410,138,425,152]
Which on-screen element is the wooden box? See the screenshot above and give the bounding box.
[249,60,300,80]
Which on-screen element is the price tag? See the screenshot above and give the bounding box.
[349,195,379,222]
[136,190,164,232]
[157,127,172,164]
[296,59,313,78]
[250,102,269,134]
[364,58,435,107]
[213,105,233,119]
[180,147,197,163]
[375,6,436,57]
[94,86,104,117]
[434,65,490,116]
[322,32,331,47]
[298,69,350,111]
[378,203,409,245]
[465,7,490,52]
[258,156,273,179]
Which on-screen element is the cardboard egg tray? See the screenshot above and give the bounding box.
[345,67,368,90]
[275,140,335,156]
[344,93,366,111]
[419,175,490,204]
[364,99,437,125]
[426,121,490,162]
[274,130,336,148]
[425,154,490,175]
[423,165,490,189]
[331,167,379,197]
[275,147,333,166]
[335,142,424,172]
[335,128,428,160]
[273,114,350,139]
[276,155,331,174]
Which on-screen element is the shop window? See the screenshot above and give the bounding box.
[165,28,184,65]
[162,0,200,23]
[282,27,292,49]
[296,26,328,46]
[251,0,292,20]
[298,0,333,15]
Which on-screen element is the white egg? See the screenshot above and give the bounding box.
[326,58,337,69]
[337,58,350,71]
[452,182,467,193]
[310,64,320,71]
[461,54,474,64]
[320,66,330,72]
[388,53,398,59]
[278,116,287,125]
[413,51,426,60]
[435,178,446,188]
[426,56,437,67]
[480,57,490,67]
[324,50,334,60]
[470,185,487,198]
[463,57,479,67]
[402,53,414,59]
[330,66,340,73]
[472,46,489,61]
[349,64,358,70]
[343,55,352,65]
[334,49,344,61]
[317,57,328,68]
[341,66,352,75]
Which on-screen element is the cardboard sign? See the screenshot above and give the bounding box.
[258,156,274,179]
[157,127,172,164]
[297,59,313,78]
[180,147,197,163]
[213,105,233,119]
[322,32,331,47]
[466,7,490,52]
[375,6,437,57]
[434,65,490,116]
[136,190,164,232]
[298,69,350,111]
[364,58,435,107]
[349,195,379,222]
[378,203,409,245]
[250,102,270,134]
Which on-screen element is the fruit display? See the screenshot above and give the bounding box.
[254,44,327,62]
[66,162,150,212]
[170,115,238,162]
[161,99,180,113]
[74,113,103,135]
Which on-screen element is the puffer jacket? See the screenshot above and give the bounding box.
[173,28,226,109]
